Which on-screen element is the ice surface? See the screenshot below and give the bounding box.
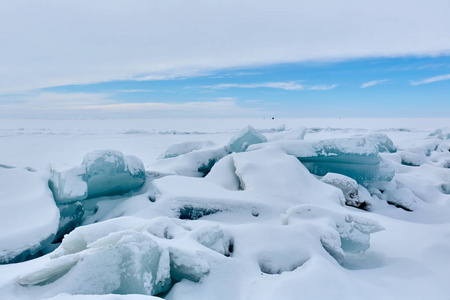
[0,168,59,264]
[321,173,371,210]
[228,126,268,152]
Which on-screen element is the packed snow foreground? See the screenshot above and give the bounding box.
[1,124,450,300]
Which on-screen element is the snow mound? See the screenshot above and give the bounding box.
[161,141,216,158]
[151,144,229,177]
[283,205,384,260]
[0,168,59,264]
[358,133,397,153]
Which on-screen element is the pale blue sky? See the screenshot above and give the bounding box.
[1,1,449,118]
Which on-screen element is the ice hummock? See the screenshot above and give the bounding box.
[49,150,146,203]
[228,126,268,152]
[0,168,60,264]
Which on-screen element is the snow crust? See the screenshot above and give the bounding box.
[1,118,450,300]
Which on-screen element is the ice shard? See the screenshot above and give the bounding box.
[228,126,268,153]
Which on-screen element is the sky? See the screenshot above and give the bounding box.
[1,0,449,118]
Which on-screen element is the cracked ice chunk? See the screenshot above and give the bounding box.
[0,168,59,263]
[54,202,84,243]
[228,126,268,153]
[321,173,371,210]
[19,227,172,296]
[282,138,395,183]
[83,150,146,198]
[49,150,146,202]
[49,166,88,204]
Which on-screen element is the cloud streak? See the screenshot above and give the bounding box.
[411,74,450,86]
[0,92,263,118]
[361,80,388,88]
[205,81,337,91]
[1,0,449,93]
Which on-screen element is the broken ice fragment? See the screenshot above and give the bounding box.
[54,202,84,243]
[49,166,88,204]
[19,230,172,296]
[228,126,268,153]
[0,168,59,264]
[49,150,146,203]
[83,150,146,198]
[283,138,395,183]
[321,173,371,210]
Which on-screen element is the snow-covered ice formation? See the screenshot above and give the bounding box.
[1,119,450,300]
[321,173,371,210]
[49,150,145,203]
[0,167,59,264]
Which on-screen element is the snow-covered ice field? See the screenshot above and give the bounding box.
[1,118,450,300]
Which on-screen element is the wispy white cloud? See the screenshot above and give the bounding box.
[1,1,449,93]
[361,79,388,88]
[204,81,337,91]
[0,92,263,118]
[411,74,450,86]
